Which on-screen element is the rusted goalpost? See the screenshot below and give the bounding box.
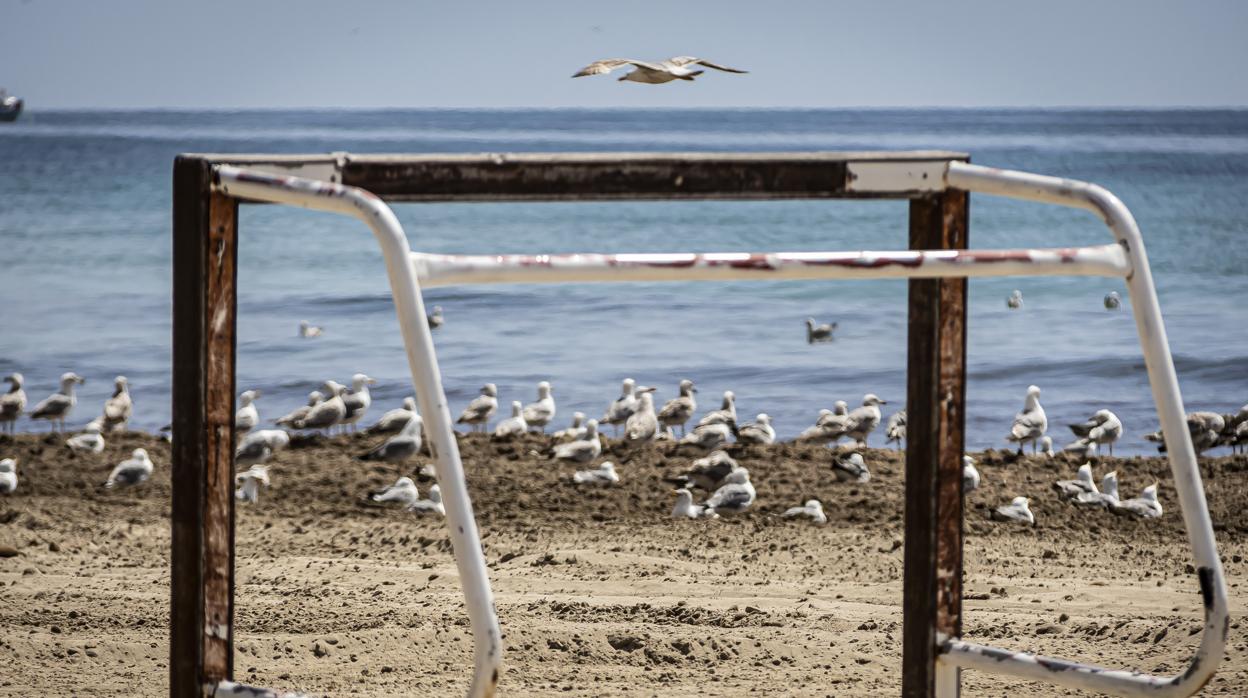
[171,151,1226,698]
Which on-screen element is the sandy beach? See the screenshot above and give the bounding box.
[0,431,1244,696]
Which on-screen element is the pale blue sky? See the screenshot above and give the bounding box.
[2,0,1246,109]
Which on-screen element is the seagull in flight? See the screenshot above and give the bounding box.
[573,56,747,84]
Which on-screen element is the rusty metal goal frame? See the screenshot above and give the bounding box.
[172,151,1226,698]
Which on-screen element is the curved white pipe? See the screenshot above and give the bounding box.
[213,165,503,698]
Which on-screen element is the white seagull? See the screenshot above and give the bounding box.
[99,375,133,432]
[1053,462,1096,500]
[299,320,323,338]
[552,419,602,464]
[276,390,323,428]
[457,383,498,433]
[522,381,557,432]
[572,56,748,84]
[1068,409,1123,457]
[427,306,444,330]
[885,410,907,449]
[0,458,16,494]
[340,373,377,433]
[1006,385,1047,454]
[962,455,980,493]
[1073,470,1120,508]
[30,372,84,432]
[674,450,740,491]
[623,387,660,451]
[797,401,851,444]
[295,382,347,434]
[105,448,154,488]
[678,422,732,451]
[360,414,423,465]
[553,412,588,442]
[235,390,260,436]
[0,373,26,434]
[671,488,705,519]
[737,413,775,445]
[991,496,1035,525]
[658,379,698,436]
[1007,289,1023,309]
[832,452,870,483]
[66,422,106,454]
[366,397,419,435]
[847,394,887,447]
[234,465,271,504]
[697,390,738,431]
[373,476,420,509]
[1110,483,1162,519]
[601,378,639,436]
[410,483,445,515]
[492,401,528,440]
[702,467,756,517]
[805,318,837,344]
[782,499,827,525]
[573,461,619,486]
[236,429,290,466]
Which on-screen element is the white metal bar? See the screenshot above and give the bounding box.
[941,161,1227,697]
[410,244,1130,288]
[213,166,503,698]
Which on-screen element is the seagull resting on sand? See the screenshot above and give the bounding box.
[552,419,602,464]
[235,390,260,436]
[573,461,619,486]
[67,423,106,454]
[360,414,423,465]
[1073,470,1120,508]
[105,448,154,488]
[493,401,528,440]
[1110,483,1162,518]
[737,413,775,445]
[672,488,705,519]
[962,455,980,492]
[702,467,756,517]
[234,465,271,503]
[782,499,827,525]
[0,459,16,494]
[1053,462,1096,500]
[991,496,1034,525]
[553,412,588,442]
[832,452,870,483]
[573,56,747,83]
[373,476,420,509]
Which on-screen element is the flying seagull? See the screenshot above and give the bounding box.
[572,57,747,84]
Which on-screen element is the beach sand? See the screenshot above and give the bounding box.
[0,431,1245,696]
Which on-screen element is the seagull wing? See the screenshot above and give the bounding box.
[572,58,662,77]
[667,56,748,73]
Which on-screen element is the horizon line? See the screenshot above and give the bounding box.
[15,104,1248,113]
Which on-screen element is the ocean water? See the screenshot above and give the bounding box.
[1,109,1245,454]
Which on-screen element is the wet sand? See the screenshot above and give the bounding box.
[0,430,1245,696]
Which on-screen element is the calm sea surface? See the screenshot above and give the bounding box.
[1,109,1245,453]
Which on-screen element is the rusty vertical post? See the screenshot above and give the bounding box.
[171,157,237,697]
[902,188,969,697]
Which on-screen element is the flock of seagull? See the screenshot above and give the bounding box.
[3,364,1244,527]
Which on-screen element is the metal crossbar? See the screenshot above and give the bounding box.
[193,156,1226,698]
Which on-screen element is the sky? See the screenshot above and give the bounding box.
[1,0,1246,109]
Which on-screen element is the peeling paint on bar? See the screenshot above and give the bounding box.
[409,245,1130,288]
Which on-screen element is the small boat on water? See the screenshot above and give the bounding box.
[0,89,23,122]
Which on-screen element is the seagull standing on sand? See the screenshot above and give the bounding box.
[1145,411,1226,454]
[573,461,619,486]
[702,467,756,517]
[295,382,348,434]
[235,390,260,436]
[885,410,907,449]
[832,452,870,483]
[522,381,557,432]
[66,423,106,454]
[572,56,748,84]
[99,376,132,432]
[0,373,26,434]
[373,476,420,509]
[805,318,837,344]
[276,391,323,428]
[658,379,697,436]
[366,397,419,435]
[737,413,775,445]
[782,499,827,525]
[962,455,980,493]
[1006,385,1047,455]
[1068,409,1123,456]
[797,401,851,444]
[672,488,705,519]
[340,373,377,433]
[601,378,638,436]
[623,387,659,451]
[234,465,271,504]
[552,419,602,464]
[457,384,498,433]
[360,414,423,464]
[992,497,1035,525]
[299,320,323,338]
[105,448,154,488]
[493,401,528,440]
[847,394,887,447]
[1110,483,1162,519]
[30,372,84,432]
[0,459,16,494]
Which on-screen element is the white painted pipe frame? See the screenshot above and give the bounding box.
[212,165,504,698]
[210,159,1225,698]
[937,161,1227,698]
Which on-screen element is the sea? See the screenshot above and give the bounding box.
[1,109,1246,454]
